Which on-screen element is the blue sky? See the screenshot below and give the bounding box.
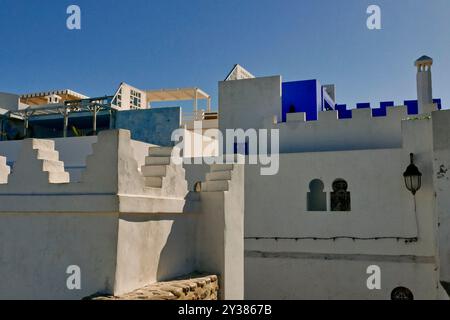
[0,0,448,111]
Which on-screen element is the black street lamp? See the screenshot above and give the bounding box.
[403,153,422,195]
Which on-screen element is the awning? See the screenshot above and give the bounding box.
[146,87,211,112]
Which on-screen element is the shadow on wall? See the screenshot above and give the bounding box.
[155,214,197,282]
[117,211,198,287]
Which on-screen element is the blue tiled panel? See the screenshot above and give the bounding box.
[115,107,181,146]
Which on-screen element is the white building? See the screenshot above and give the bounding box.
[216,57,450,299]
[0,56,449,300]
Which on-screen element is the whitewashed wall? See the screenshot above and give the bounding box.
[219,76,281,133]
[0,212,119,299]
[0,130,244,300]
[432,110,450,282]
[277,107,408,153]
[243,116,446,299]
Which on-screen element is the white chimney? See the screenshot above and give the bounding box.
[415,55,435,114]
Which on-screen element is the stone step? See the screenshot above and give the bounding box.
[206,170,232,181]
[210,164,234,172]
[49,171,70,184]
[145,156,171,165]
[203,180,229,192]
[31,139,55,151]
[36,149,59,161]
[148,147,174,157]
[145,176,163,188]
[141,165,167,177]
[42,160,65,173]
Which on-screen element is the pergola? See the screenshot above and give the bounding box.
[146,87,211,112]
[20,89,89,106]
[4,96,115,139]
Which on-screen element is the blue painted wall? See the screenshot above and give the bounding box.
[371,101,394,117]
[404,100,419,115]
[115,107,181,146]
[282,80,320,121]
[335,104,352,119]
[356,103,370,109]
[403,99,441,115]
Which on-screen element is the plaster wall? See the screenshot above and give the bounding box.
[184,161,210,191]
[0,92,19,111]
[432,110,450,281]
[180,129,219,158]
[197,164,245,299]
[0,130,244,299]
[0,136,97,181]
[244,147,435,254]
[114,213,197,296]
[219,76,281,133]
[244,117,441,299]
[245,257,440,299]
[0,210,206,299]
[276,107,408,153]
[0,212,119,300]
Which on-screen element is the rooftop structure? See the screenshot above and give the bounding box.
[224,64,255,81]
[0,82,215,144]
[20,89,89,106]
[146,87,211,112]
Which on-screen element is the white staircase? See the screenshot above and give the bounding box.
[202,164,234,192]
[32,139,69,183]
[141,147,187,195]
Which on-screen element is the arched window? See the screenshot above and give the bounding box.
[288,104,296,113]
[307,179,327,211]
[330,179,351,211]
[391,287,414,300]
[193,181,202,192]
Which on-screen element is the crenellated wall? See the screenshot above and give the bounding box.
[277,104,438,153]
[243,110,450,299]
[0,130,244,300]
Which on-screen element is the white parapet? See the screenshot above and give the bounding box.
[318,110,339,122]
[0,130,189,212]
[274,105,412,153]
[3,138,70,188]
[0,129,245,300]
[286,112,306,122]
